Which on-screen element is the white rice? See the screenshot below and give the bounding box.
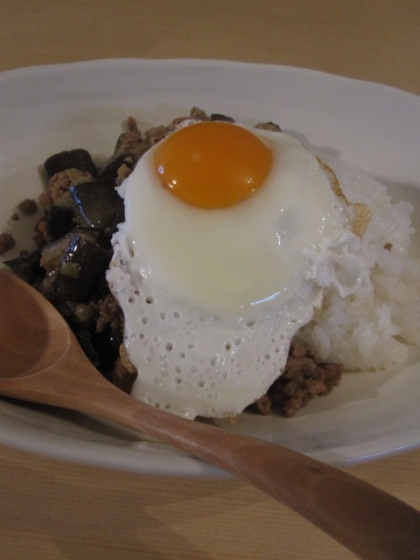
[298,156,420,371]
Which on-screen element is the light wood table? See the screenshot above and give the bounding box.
[1,2,419,559]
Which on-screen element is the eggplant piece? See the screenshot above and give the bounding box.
[96,153,139,183]
[46,205,75,242]
[44,149,98,179]
[75,330,101,370]
[4,250,43,285]
[40,229,104,272]
[92,327,123,376]
[210,113,235,123]
[42,233,111,302]
[70,179,124,234]
[57,301,96,330]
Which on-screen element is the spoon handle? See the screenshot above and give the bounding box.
[94,388,420,560]
[1,356,420,560]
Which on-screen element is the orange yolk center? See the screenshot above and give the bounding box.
[153,121,273,209]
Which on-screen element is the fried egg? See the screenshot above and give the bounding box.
[107,120,354,418]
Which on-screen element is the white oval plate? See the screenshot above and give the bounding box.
[1,59,420,478]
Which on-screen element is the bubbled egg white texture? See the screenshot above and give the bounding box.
[107,121,347,418]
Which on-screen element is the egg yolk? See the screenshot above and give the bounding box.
[153,121,273,209]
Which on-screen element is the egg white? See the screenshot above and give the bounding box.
[107,124,349,418]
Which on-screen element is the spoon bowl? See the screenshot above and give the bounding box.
[0,273,71,378]
[0,268,420,560]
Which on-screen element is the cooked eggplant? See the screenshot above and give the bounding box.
[44,149,98,179]
[5,250,43,285]
[70,179,124,234]
[96,153,139,183]
[40,229,104,272]
[41,233,111,302]
[75,329,101,370]
[92,327,123,376]
[46,204,75,242]
[210,113,236,122]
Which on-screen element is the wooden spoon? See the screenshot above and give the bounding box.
[1,269,420,559]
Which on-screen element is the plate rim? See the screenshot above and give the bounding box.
[1,57,419,98]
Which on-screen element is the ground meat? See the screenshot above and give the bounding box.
[189,107,209,121]
[251,341,343,417]
[38,192,53,211]
[254,121,282,132]
[18,198,38,215]
[144,124,172,146]
[33,217,49,246]
[114,116,150,156]
[0,232,16,255]
[95,293,124,333]
[112,355,137,394]
[48,168,92,204]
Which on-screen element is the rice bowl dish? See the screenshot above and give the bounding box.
[0,60,420,475]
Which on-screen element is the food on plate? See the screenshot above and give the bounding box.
[2,108,420,420]
[108,118,363,419]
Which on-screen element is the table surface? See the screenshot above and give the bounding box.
[1,1,420,559]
